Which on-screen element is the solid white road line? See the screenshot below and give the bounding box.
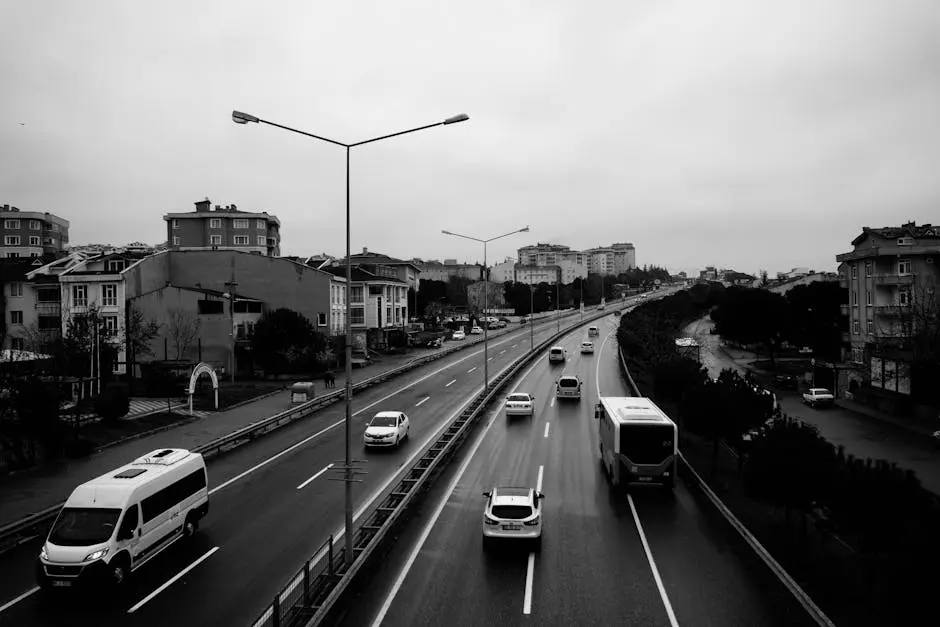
[370,358,544,627]
[628,495,679,627]
[445,379,456,387]
[512,344,518,349]
[128,546,220,614]
[596,327,616,397]
[0,587,38,614]
[296,464,334,490]
[543,422,550,438]
[536,465,544,492]
[468,367,476,373]
[416,396,430,407]
[523,552,536,615]
[487,357,493,362]
[549,397,555,408]
[500,349,506,355]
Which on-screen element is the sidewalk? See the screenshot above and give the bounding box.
[0,323,526,529]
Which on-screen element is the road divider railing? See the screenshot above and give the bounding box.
[0,307,585,555]
[249,302,626,627]
[616,344,836,627]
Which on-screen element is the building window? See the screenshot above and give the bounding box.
[852,347,863,363]
[234,235,249,245]
[72,285,87,307]
[256,219,265,229]
[103,315,119,335]
[899,288,912,307]
[102,284,118,307]
[350,286,364,303]
[210,235,222,245]
[864,262,871,277]
[29,236,40,246]
[10,282,23,297]
[852,291,858,306]
[10,310,23,325]
[256,235,266,246]
[197,299,224,315]
[866,292,872,306]
[351,307,365,325]
[30,252,39,258]
[4,219,20,229]
[6,253,18,258]
[11,337,25,351]
[5,236,20,246]
[897,259,912,275]
[172,219,180,229]
[233,219,249,229]
[867,319,873,334]
[852,319,860,334]
[107,259,125,272]
[317,313,327,326]
[43,238,54,245]
[210,218,222,229]
[173,236,180,246]
[851,265,857,279]
[29,220,40,230]
[897,237,914,246]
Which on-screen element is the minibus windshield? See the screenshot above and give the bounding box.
[48,507,122,546]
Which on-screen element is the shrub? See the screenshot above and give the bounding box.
[94,382,130,423]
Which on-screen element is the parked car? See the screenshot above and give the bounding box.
[802,388,835,409]
[505,392,535,417]
[452,330,466,340]
[774,374,797,389]
[363,411,410,448]
[482,486,544,548]
[470,326,484,335]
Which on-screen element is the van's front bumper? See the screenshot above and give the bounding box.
[37,558,110,588]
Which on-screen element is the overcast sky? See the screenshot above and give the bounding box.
[3,0,939,277]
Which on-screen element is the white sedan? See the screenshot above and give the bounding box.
[580,341,594,354]
[452,330,466,340]
[363,411,410,448]
[504,393,535,417]
[482,486,544,548]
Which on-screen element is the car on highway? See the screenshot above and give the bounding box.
[588,326,599,337]
[580,341,594,354]
[363,411,410,448]
[802,388,835,409]
[482,486,544,548]
[452,330,466,340]
[556,374,582,400]
[548,346,567,363]
[504,392,535,417]
[520,316,530,325]
[470,325,483,335]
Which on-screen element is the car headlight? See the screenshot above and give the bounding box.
[39,546,48,561]
[84,548,109,562]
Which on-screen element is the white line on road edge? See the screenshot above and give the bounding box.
[370,357,544,627]
[0,587,37,614]
[628,495,679,627]
[536,465,544,492]
[445,379,456,387]
[523,552,536,615]
[549,397,555,408]
[596,327,616,397]
[500,349,506,355]
[487,357,493,361]
[679,453,836,627]
[512,344,518,348]
[468,367,476,373]
[416,396,429,407]
[296,464,334,490]
[543,422,550,438]
[128,546,220,614]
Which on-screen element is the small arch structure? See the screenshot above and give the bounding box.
[188,362,219,414]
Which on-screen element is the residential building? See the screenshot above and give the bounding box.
[489,258,517,283]
[836,220,938,399]
[329,248,422,291]
[320,265,409,352]
[515,264,559,285]
[329,275,347,336]
[557,259,588,283]
[0,204,70,258]
[766,272,838,295]
[163,198,281,256]
[411,258,483,283]
[517,243,587,267]
[124,250,335,375]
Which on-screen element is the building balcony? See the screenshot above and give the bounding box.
[35,302,61,315]
[873,305,908,318]
[837,244,940,262]
[871,274,915,287]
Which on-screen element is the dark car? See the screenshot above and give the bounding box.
[774,374,797,390]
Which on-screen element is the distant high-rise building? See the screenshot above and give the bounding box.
[163,198,281,256]
[0,204,70,259]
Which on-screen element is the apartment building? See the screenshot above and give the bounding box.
[410,258,483,283]
[320,266,409,352]
[517,243,587,267]
[515,264,559,285]
[489,258,516,283]
[0,205,70,258]
[836,221,938,397]
[163,198,281,256]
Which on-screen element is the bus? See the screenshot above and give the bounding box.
[594,397,677,489]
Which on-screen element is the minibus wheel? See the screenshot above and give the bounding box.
[183,515,198,539]
[110,556,130,586]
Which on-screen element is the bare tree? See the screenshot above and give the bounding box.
[167,308,201,360]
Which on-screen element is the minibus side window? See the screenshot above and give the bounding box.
[119,505,139,538]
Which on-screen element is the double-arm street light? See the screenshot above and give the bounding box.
[442,226,529,390]
[233,109,469,565]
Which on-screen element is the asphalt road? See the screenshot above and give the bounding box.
[335,315,819,627]
[0,308,619,627]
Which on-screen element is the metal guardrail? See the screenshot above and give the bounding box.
[250,304,624,627]
[0,308,584,554]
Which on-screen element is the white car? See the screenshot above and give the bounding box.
[555,375,582,400]
[363,411,410,448]
[548,346,567,363]
[452,330,466,340]
[580,341,594,354]
[802,388,835,409]
[505,393,535,417]
[482,486,544,547]
[470,326,483,335]
[588,326,599,337]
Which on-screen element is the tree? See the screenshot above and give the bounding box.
[251,308,327,375]
[58,307,119,381]
[167,308,201,361]
[711,286,790,364]
[785,281,848,361]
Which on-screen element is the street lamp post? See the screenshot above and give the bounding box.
[529,283,535,350]
[442,227,530,390]
[234,109,468,565]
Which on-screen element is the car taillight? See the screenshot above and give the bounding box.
[523,519,539,526]
[484,515,499,525]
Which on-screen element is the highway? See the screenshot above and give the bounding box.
[0,310,604,627]
[333,315,820,627]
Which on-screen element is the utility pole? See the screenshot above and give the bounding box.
[225,274,238,383]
